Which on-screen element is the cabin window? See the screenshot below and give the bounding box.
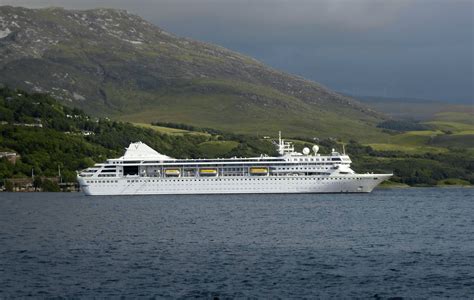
[123,166,139,175]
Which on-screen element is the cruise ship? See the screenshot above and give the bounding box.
[77,133,392,195]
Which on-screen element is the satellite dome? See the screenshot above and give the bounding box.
[312,145,319,154]
[302,147,310,155]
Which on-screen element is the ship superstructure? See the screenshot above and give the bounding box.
[77,133,392,195]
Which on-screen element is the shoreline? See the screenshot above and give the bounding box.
[1,185,472,193]
[377,184,473,189]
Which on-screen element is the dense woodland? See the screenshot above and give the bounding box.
[0,87,472,189]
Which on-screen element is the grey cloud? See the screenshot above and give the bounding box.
[2,0,413,30]
[1,0,473,101]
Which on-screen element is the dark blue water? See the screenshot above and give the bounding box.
[1,188,473,298]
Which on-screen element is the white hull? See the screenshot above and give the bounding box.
[78,174,391,196]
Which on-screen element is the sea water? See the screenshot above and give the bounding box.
[0,188,473,298]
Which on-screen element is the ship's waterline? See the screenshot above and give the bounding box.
[77,133,392,195]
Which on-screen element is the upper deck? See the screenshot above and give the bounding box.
[104,133,351,166]
[79,134,355,178]
[105,153,351,166]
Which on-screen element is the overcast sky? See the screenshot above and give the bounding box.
[1,0,473,102]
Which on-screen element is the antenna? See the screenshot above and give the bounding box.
[58,164,62,184]
[342,143,346,155]
[274,131,295,156]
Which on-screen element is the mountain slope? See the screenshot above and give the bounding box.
[355,95,473,121]
[0,6,386,141]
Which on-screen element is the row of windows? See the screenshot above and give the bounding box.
[86,177,371,185]
[86,180,118,183]
[291,157,344,162]
[121,177,368,183]
[111,159,284,164]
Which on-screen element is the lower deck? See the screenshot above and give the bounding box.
[78,174,391,195]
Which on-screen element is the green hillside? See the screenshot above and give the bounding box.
[0,6,386,141]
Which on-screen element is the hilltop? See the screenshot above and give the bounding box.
[0,6,386,141]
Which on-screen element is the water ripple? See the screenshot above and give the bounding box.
[0,188,473,297]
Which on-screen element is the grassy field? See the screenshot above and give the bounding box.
[367,143,448,153]
[357,96,472,120]
[133,123,210,136]
[198,141,239,157]
[437,178,471,186]
[429,112,474,125]
[369,111,474,153]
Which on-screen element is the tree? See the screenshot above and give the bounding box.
[4,180,14,192]
[33,177,43,191]
[41,179,60,192]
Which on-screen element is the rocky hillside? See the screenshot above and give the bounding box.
[0,6,386,140]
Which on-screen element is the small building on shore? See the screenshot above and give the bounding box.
[0,152,19,164]
[1,177,79,192]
